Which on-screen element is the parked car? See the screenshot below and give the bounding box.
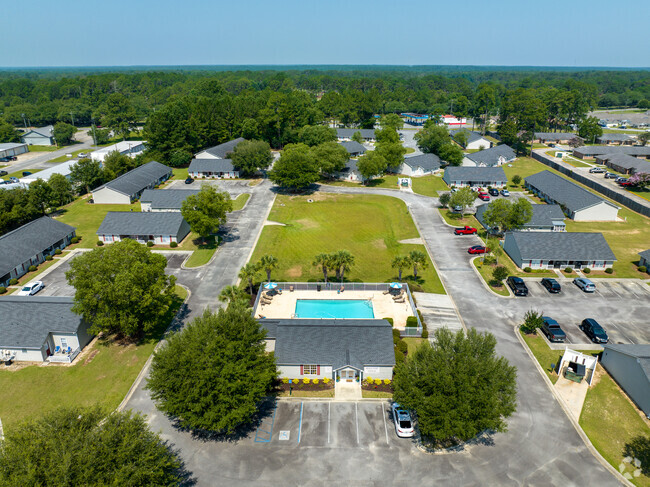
[589,167,606,174]
[17,281,45,296]
[185,176,194,184]
[616,177,628,183]
[619,180,636,187]
[77,152,88,158]
[478,193,490,201]
[500,189,510,197]
[22,171,32,176]
[488,188,499,196]
[468,245,489,254]
[507,276,529,296]
[0,157,11,162]
[541,317,566,343]
[580,318,609,343]
[541,278,561,293]
[0,170,7,176]
[452,205,463,212]
[604,172,618,179]
[9,177,19,183]
[391,403,415,438]
[454,226,477,235]
[573,277,596,292]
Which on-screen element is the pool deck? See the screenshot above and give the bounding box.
[254,289,413,328]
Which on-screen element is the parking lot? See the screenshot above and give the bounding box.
[251,400,413,451]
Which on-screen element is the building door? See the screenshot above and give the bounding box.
[340,369,356,382]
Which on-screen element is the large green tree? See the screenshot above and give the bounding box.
[146,307,277,433]
[482,198,533,233]
[577,116,603,144]
[312,141,349,176]
[48,173,75,206]
[70,158,104,195]
[448,187,477,215]
[66,239,176,337]
[356,150,387,184]
[52,122,76,146]
[230,139,273,176]
[0,118,20,143]
[377,142,406,172]
[438,143,465,166]
[298,125,337,146]
[0,406,186,487]
[27,179,53,215]
[181,186,233,243]
[380,113,404,131]
[393,328,517,443]
[103,150,138,179]
[414,125,451,154]
[99,93,137,140]
[268,143,320,190]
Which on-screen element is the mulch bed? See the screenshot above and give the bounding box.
[361,382,393,393]
[277,381,334,393]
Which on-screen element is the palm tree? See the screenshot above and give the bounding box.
[219,285,245,305]
[238,263,259,296]
[334,250,355,282]
[408,250,429,278]
[312,253,333,283]
[391,255,411,281]
[258,254,278,283]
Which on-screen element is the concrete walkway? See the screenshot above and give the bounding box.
[334,381,362,400]
[412,292,465,334]
[554,372,590,421]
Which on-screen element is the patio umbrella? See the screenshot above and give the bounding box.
[263,282,278,290]
[389,282,403,289]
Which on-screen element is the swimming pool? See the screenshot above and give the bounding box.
[294,299,375,319]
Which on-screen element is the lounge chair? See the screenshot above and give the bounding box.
[66,347,72,355]
[261,299,272,305]
[383,289,391,295]
[289,285,294,292]
[54,346,61,354]
[394,298,406,304]
[392,295,403,301]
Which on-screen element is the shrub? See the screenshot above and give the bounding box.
[28,265,37,272]
[523,267,532,273]
[637,266,646,273]
[374,379,382,386]
[512,175,522,186]
[383,379,391,385]
[45,255,53,261]
[406,316,418,327]
[54,249,62,255]
[397,340,408,355]
[583,267,590,274]
[0,286,6,294]
[96,240,104,246]
[520,309,544,334]
[70,236,80,244]
[394,349,405,364]
[312,378,319,385]
[365,377,373,385]
[146,241,154,247]
[605,268,614,274]
[302,378,310,385]
[417,309,429,339]
[392,328,401,344]
[170,241,178,248]
[9,278,18,285]
[483,255,496,266]
[564,267,572,273]
[492,265,508,282]
[282,378,289,384]
[438,192,451,208]
[323,377,330,384]
[383,317,394,326]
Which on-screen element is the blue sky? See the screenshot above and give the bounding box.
[2,0,649,68]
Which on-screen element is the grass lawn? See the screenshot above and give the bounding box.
[563,156,593,168]
[26,145,58,152]
[250,194,445,294]
[48,148,90,163]
[324,174,401,190]
[411,174,448,197]
[502,157,570,190]
[171,167,188,180]
[628,187,650,202]
[183,235,218,268]
[279,389,335,398]
[232,193,250,211]
[580,370,650,487]
[472,260,510,296]
[54,197,140,247]
[437,208,480,227]
[404,337,426,355]
[0,286,186,431]
[12,257,63,287]
[362,390,393,399]
[4,168,42,180]
[404,147,415,154]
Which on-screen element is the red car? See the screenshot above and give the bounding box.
[468,245,490,254]
[478,193,490,201]
[454,226,478,235]
[619,180,636,187]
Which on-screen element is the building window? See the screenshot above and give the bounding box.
[303,365,318,375]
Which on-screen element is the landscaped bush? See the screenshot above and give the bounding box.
[397,340,408,355]
[96,240,104,246]
[365,377,373,385]
[564,267,573,273]
[282,378,289,384]
[417,310,429,339]
[323,377,330,384]
[70,236,80,244]
[170,241,178,248]
[520,309,544,334]
[374,379,382,386]
[483,255,496,266]
[383,379,391,385]
[54,249,62,255]
[383,317,394,326]
[406,316,418,327]
[0,286,6,294]
[392,328,401,343]
[312,378,319,385]
[9,278,18,285]
[492,265,508,283]
[302,378,310,385]
[638,266,646,273]
[45,255,53,261]
[146,241,154,247]
[523,267,532,273]
[583,268,591,274]
[394,349,405,364]
[605,267,614,274]
[28,265,37,272]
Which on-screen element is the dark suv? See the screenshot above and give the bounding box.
[580,319,608,343]
[488,188,499,196]
[507,276,529,296]
[541,278,561,293]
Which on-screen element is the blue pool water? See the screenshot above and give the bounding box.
[294,299,375,319]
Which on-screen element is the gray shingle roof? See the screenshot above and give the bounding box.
[0,216,76,278]
[202,138,245,158]
[23,125,54,138]
[450,129,489,146]
[597,133,634,142]
[95,161,172,197]
[338,141,366,155]
[476,204,565,230]
[403,153,441,172]
[97,212,188,236]
[639,249,650,261]
[140,189,200,210]
[0,296,83,349]
[573,145,650,157]
[0,142,27,151]
[525,170,618,213]
[189,158,235,173]
[465,144,516,166]
[504,231,616,261]
[598,153,650,173]
[260,319,395,370]
[534,132,579,141]
[444,166,507,183]
[336,128,376,139]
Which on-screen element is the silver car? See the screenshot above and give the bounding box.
[17,280,45,296]
[573,277,596,293]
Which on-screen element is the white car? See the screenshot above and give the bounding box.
[17,281,45,296]
[391,403,415,438]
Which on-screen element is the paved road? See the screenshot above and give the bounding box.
[115,182,633,485]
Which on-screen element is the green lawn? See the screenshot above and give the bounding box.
[171,167,188,180]
[279,389,335,398]
[183,235,218,268]
[361,390,393,398]
[48,148,91,163]
[437,208,480,227]
[250,194,445,294]
[232,193,250,211]
[324,174,401,189]
[628,187,650,202]
[404,147,415,154]
[411,174,448,197]
[26,145,59,152]
[581,371,650,487]
[4,168,42,180]
[502,157,569,190]
[0,286,186,431]
[472,259,510,296]
[55,197,140,247]
[404,337,426,355]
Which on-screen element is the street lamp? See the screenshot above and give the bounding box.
[70,112,75,127]
[21,113,27,128]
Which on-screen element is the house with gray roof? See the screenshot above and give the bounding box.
[503,231,616,270]
[443,166,507,188]
[476,203,565,233]
[140,189,200,212]
[195,137,245,159]
[533,132,581,144]
[91,161,172,204]
[0,296,93,363]
[450,129,492,150]
[336,128,376,141]
[639,249,650,268]
[572,145,650,159]
[596,153,650,175]
[0,216,76,288]
[0,142,28,158]
[601,344,650,418]
[525,170,619,221]
[338,158,364,182]
[338,140,366,157]
[97,211,190,245]
[188,158,238,179]
[400,153,442,177]
[597,133,635,145]
[462,144,516,167]
[260,319,395,381]
[21,125,55,146]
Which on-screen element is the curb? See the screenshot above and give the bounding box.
[230,192,252,212]
[469,256,513,299]
[514,325,634,487]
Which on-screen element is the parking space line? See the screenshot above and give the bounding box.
[254,406,276,443]
[328,402,330,444]
[382,402,389,444]
[297,402,303,443]
[355,402,359,444]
